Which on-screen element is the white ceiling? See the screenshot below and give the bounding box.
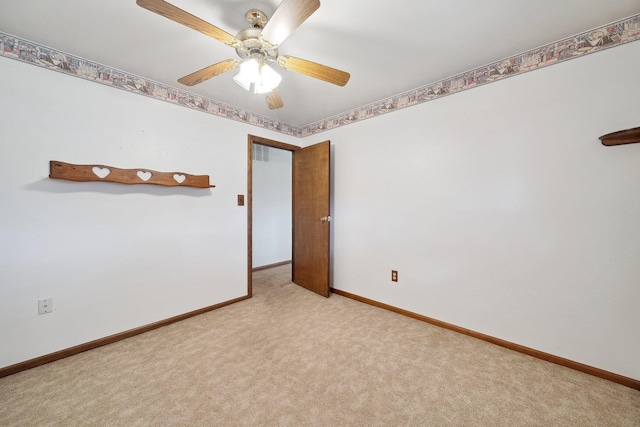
[1,0,639,126]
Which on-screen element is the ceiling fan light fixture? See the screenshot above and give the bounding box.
[254,63,282,94]
[233,58,260,91]
[234,59,282,94]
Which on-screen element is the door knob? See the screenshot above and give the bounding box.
[320,216,332,222]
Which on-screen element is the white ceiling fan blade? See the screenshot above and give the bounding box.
[260,0,320,47]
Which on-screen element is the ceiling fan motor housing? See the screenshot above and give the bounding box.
[235,28,278,61]
[234,10,278,64]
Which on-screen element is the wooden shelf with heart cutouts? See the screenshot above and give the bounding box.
[49,161,215,188]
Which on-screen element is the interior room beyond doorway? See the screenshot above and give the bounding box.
[252,143,292,270]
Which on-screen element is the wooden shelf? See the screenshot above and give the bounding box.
[49,161,215,188]
[599,126,640,146]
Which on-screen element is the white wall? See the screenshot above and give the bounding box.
[307,41,640,380]
[0,57,296,368]
[2,39,639,381]
[252,146,292,268]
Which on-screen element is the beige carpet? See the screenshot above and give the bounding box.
[1,264,639,426]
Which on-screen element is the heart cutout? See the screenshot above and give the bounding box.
[92,166,110,179]
[173,174,186,184]
[137,170,152,181]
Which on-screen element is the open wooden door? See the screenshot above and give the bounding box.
[292,141,331,297]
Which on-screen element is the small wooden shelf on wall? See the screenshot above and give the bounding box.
[49,161,215,188]
[599,126,640,146]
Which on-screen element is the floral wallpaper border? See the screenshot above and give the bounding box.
[1,12,639,138]
[0,32,302,137]
[302,13,640,137]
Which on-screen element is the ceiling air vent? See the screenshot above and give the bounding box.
[252,144,270,162]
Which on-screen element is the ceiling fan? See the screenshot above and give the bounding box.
[136,0,351,110]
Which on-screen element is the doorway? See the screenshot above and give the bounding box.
[252,143,292,270]
[247,134,332,298]
[247,135,301,297]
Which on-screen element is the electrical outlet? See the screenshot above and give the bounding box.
[38,298,53,315]
[391,270,398,282]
